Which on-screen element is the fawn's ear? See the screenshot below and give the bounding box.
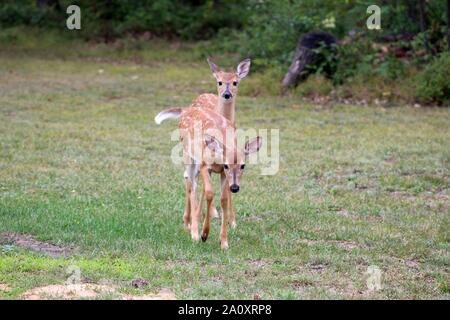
[236,58,251,80]
[207,57,220,77]
[205,134,223,153]
[244,136,262,155]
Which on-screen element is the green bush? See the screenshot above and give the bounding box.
[238,67,285,97]
[414,53,450,105]
[293,74,333,98]
[0,0,249,40]
[0,0,65,28]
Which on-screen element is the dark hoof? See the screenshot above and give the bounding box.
[201,234,208,242]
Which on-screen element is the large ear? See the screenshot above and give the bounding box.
[236,58,251,79]
[244,136,262,155]
[207,57,220,75]
[205,134,223,154]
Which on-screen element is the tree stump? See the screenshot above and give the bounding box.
[282,31,338,88]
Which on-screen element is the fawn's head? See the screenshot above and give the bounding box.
[207,58,251,102]
[205,135,262,193]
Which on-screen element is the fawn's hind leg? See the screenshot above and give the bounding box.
[183,175,191,231]
[185,164,201,241]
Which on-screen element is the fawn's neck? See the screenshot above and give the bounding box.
[218,99,235,125]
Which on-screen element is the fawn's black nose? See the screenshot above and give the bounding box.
[223,92,232,100]
[230,184,240,193]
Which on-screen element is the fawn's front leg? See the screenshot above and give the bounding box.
[201,166,214,242]
[207,170,219,219]
[228,193,236,229]
[220,172,229,250]
[220,173,236,228]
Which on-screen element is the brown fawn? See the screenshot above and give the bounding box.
[155,58,251,227]
[156,106,261,249]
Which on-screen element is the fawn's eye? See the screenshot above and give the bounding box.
[218,81,222,86]
[233,81,237,86]
[240,164,245,170]
[223,164,229,170]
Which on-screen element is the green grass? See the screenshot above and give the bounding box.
[0,29,449,299]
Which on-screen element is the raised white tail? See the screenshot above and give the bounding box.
[154,108,182,125]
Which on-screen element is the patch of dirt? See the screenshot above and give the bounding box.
[253,293,262,300]
[291,279,314,290]
[131,278,149,288]
[300,239,361,250]
[404,259,420,269]
[22,284,114,300]
[389,191,417,201]
[124,288,176,300]
[390,190,450,203]
[249,259,270,268]
[333,240,360,250]
[435,192,450,201]
[0,233,72,258]
[0,284,10,291]
[307,263,327,273]
[321,284,366,298]
[336,209,350,217]
[21,284,176,300]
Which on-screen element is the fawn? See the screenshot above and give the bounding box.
[155,58,251,227]
[156,106,261,249]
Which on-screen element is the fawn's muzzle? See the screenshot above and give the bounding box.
[230,184,240,193]
[222,92,232,100]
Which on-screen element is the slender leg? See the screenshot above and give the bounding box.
[186,164,200,241]
[190,178,202,242]
[220,172,229,250]
[228,194,236,229]
[191,177,204,242]
[210,202,220,219]
[208,170,219,219]
[220,174,236,228]
[183,176,191,231]
[201,167,214,242]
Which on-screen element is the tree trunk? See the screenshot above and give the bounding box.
[448,0,450,51]
[282,32,337,89]
[405,0,419,27]
[418,0,431,54]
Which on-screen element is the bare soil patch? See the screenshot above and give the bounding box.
[300,238,361,250]
[0,284,10,291]
[0,233,73,258]
[21,284,176,300]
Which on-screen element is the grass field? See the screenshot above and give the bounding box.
[0,29,449,299]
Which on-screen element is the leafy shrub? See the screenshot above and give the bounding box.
[238,68,284,97]
[293,74,333,98]
[0,0,249,40]
[414,53,450,105]
[0,1,44,26]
